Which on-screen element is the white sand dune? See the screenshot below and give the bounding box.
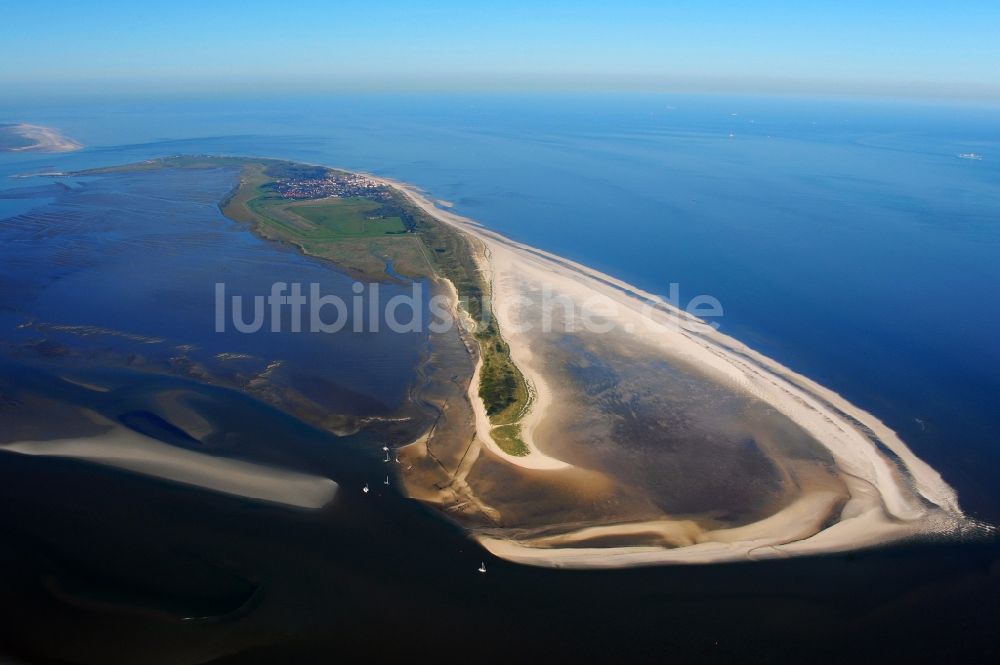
[1,420,337,510]
[376,174,970,567]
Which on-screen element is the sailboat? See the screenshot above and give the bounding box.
[383,475,390,486]
[477,562,487,574]
[362,483,370,494]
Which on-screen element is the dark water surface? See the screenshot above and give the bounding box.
[1,361,998,664]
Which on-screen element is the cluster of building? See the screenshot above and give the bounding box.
[271,172,390,200]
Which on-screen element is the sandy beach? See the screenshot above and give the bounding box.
[376,173,971,567]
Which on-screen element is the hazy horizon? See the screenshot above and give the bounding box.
[4,0,999,102]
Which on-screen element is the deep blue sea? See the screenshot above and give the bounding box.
[2,92,998,522]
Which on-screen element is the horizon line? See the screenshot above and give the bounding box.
[4,74,1000,105]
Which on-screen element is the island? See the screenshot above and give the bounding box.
[0,123,82,153]
[58,155,969,567]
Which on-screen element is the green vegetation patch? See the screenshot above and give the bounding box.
[491,423,530,457]
[287,199,407,239]
[214,162,430,279]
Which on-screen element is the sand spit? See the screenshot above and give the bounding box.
[1,417,337,510]
[373,174,970,567]
[1,123,83,153]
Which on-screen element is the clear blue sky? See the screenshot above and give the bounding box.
[3,0,999,99]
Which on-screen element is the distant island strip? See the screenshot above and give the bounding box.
[0,123,82,153]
